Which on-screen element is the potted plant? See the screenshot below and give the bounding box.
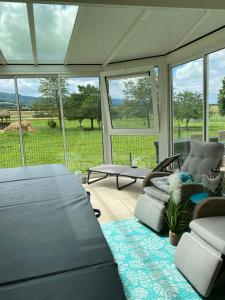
[166,198,189,246]
[166,173,189,246]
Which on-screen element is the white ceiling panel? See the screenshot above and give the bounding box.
[66,6,142,64]
[183,10,225,46]
[111,8,206,62]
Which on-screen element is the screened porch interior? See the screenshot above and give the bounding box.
[1,1,225,300]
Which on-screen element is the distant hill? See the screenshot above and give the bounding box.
[0,101,17,109]
[111,98,123,106]
[0,92,38,106]
[0,93,124,107]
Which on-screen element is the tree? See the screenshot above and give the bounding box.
[31,78,68,128]
[173,91,203,128]
[64,84,101,130]
[78,85,101,129]
[122,76,153,127]
[218,77,225,116]
[63,92,84,128]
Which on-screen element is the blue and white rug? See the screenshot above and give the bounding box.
[101,218,201,300]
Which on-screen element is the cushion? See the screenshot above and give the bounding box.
[144,186,170,202]
[150,176,170,193]
[179,172,193,183]
[190,192,209,204]
[134,194,166,232]
[175,232,223,297]
[190,216,225,255]
[181,139,224,176]
[202,174,223,196]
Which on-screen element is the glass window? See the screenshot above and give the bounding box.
[62,77,103,173]
[34,4,79,63]
[0,79,21,167]
[172,58,204,163]
[0,2,32,63]
[208,48,225,146]
[107,73,156,129]
[17,77,65,166]
[111,135,158,168]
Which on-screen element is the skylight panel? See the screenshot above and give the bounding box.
[33,4,79,64]
[0,2,33,63]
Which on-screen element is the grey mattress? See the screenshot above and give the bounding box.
[0,164,126,299]
[0,164,70,183]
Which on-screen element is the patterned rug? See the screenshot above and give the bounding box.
[101,218,201,300]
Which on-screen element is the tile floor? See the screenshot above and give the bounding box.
[83,176,143,223]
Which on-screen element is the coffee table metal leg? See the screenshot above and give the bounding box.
[116,175,137,190]
[87,171,108,184]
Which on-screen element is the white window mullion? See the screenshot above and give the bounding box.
[57,74,68,167]
[150,66,159,133]
[203,55,209,142]
[14,77,25,166]
[100,74,112,163]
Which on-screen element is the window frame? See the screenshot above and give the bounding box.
[101,66,159,136]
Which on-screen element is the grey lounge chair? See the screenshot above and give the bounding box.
[175,197,225,297]
[134,139,224,232]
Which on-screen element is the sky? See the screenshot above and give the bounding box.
[0,2,78,63]
[0,76,137,99]
[0,77,100,97]
[108,76,142,99]
[172,48,225,104]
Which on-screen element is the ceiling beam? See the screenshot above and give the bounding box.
[23,0,225,10]
[0,50,7,65]
[169,10,214,51]
[27,3,38,65]
[103,9,152,67]
[64,7,86,65]
[0,64,102,76]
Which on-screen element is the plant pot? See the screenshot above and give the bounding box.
[169,230,182,246]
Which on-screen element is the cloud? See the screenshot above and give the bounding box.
[34,4,78,62]
[17,78,41,97]
[108,77,138,99]
[173,58,203,94]
[0,79,15,94]
[208,48,225,103]
[173,48,225,104]
[108,80,124,99]
[0,2,32,61]
[0,77,100,97]
[65,77,99,93]
[0,3,78,63]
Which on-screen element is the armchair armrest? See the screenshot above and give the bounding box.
[143,171,171,188]
[180,183,206,203]
[193,197,225,219]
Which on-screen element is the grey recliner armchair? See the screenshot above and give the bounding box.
[175,197,225,297]
[134,139,224,232]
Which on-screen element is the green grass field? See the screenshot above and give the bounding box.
[0,111,225,173]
